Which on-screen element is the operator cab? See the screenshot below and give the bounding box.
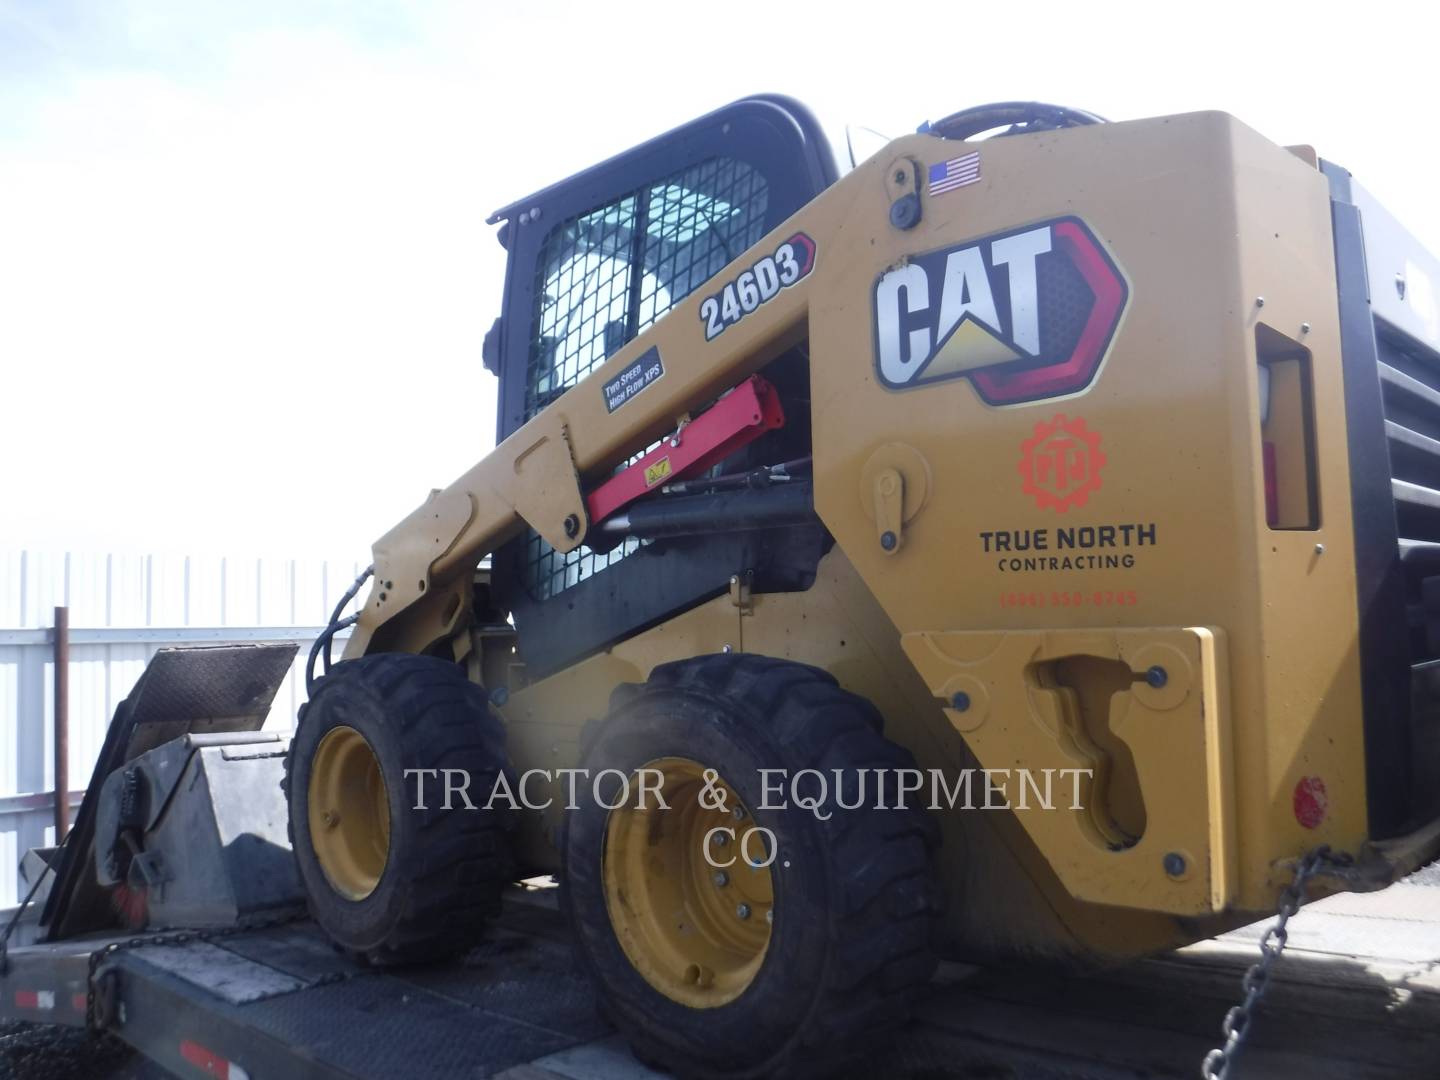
[483,96,840,676]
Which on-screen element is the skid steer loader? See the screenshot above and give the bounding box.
[10,96,1440,1079]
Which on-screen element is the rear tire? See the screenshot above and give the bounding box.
[565,654,940,1078]
[285,653,513,965]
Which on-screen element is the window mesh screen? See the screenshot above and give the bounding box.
[520,157,770,601]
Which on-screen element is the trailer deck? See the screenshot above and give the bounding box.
[6,873,1440,1080]
[4,885,600,1080]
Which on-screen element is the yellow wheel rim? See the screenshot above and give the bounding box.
[308,725,390,901]
[603,757,773,1008]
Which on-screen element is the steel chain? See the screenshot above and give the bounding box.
[1200,845,1345,1079]
[85,907,305,1031]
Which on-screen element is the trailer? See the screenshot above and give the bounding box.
[2,887,610,1080]
[8,861,1440,1078]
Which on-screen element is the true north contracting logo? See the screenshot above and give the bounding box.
[1020,414,1105,512]
[872,216,1128,406]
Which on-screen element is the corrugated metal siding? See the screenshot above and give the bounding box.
[0,549,363,909]
[0,551,367,628]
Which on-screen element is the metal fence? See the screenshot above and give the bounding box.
[0,549,363,911]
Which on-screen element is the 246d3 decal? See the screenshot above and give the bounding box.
[700,232,816,341]
[872,216,1127,406]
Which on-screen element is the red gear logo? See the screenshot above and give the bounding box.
[1019,414,1105,512]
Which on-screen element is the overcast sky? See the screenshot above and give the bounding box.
[3,0,1438,563]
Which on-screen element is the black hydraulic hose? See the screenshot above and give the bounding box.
[923,102,1106,142]
[305,565,373,696]
[326,565,374,630]
[661,456,813,495]
[603,480,816,540]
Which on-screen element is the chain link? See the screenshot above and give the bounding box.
[85,907,305,1031]
[1200,846,1345,1080]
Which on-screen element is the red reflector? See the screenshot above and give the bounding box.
[179,1039,233,1078]
[14,990,38,1009]
[1262,441,1279,527]
[72,992,88,1013]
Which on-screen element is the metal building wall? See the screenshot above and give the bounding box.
[0,549,362,910]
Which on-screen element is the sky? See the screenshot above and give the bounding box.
[2,0,1438,564]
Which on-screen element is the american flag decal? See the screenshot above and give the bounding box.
[928,152,981,196]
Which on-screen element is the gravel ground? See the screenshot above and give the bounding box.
[0,1021,144,1080]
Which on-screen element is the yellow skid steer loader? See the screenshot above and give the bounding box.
[10,97,1440,1080]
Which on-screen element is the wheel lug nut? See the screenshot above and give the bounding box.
[765,909,773,925]
[736,903,751,920]
[713,832,728,847]
[712,871,729,887]
[732,805,745,821]
[322,811,339,829]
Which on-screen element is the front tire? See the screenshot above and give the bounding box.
[565,654,940,1078]
[285,653,513,964]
